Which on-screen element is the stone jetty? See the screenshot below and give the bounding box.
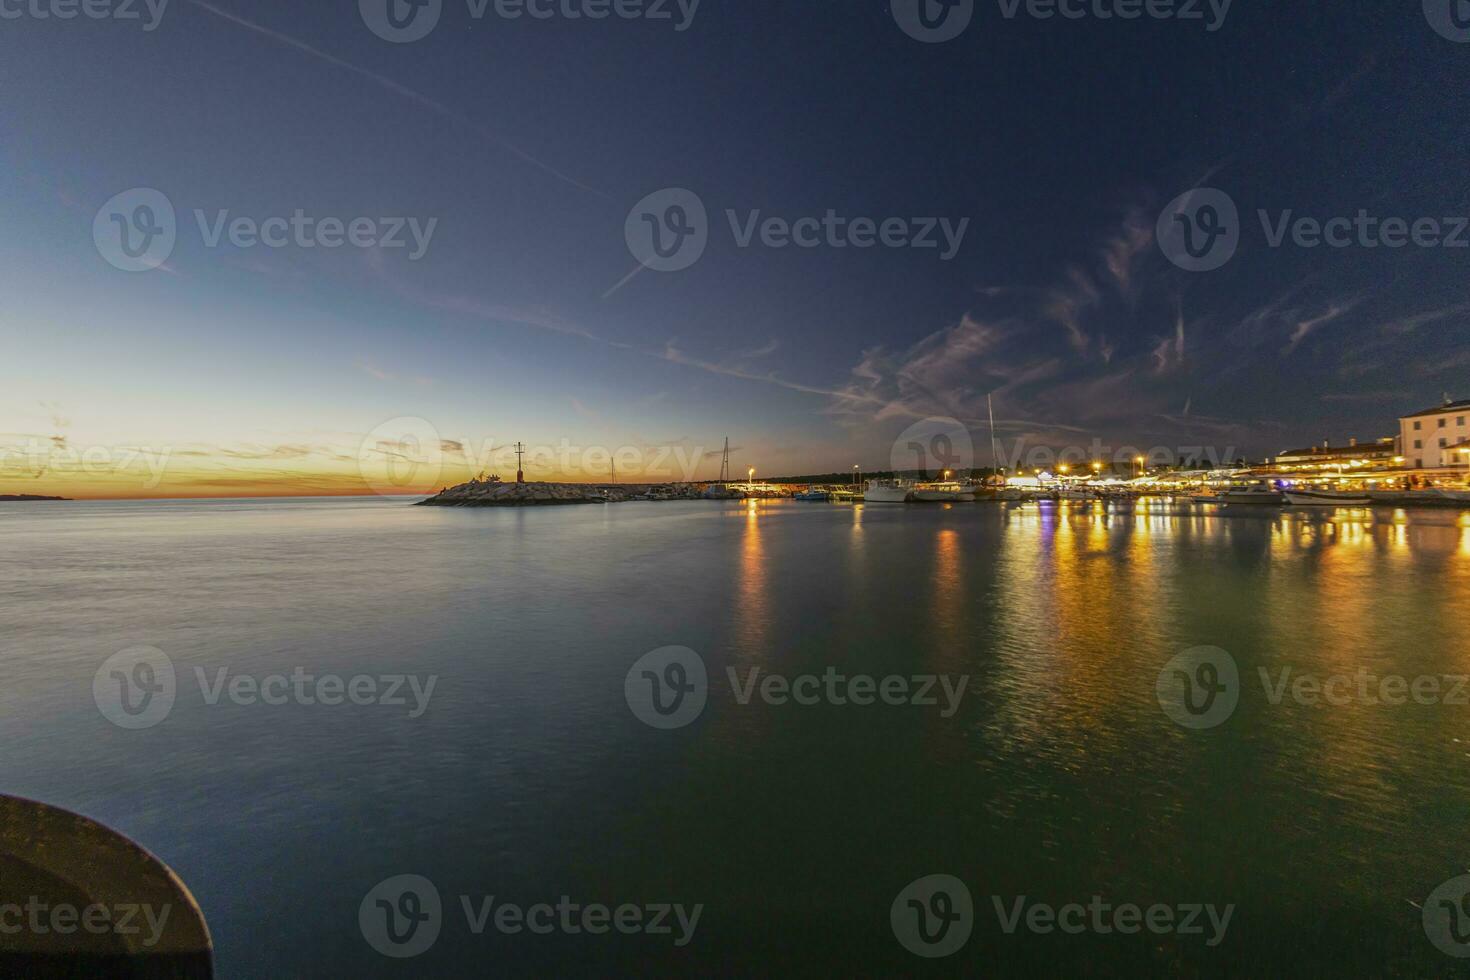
[417,480,697,507]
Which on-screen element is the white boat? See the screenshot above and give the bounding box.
[1284,490,1371,506]
[864,479,912,503]
[1190,493,1221,504]
[1057,488,1095,501]
[912,481,976,502]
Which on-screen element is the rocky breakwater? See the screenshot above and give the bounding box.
[417,481,694,507]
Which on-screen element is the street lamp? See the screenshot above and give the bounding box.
[1135,456,1145,479]
[748,467,755,488]
[853,464,860,486]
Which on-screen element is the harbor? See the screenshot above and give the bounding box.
[420,396,1470,510]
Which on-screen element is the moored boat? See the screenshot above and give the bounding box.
[794,488,832,502]
[912,481,976,502]
[1221,482,1286,505]
[864,479,913,503]
[1284,490,1372,506]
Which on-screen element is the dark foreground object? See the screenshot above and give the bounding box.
[0,796,212,979]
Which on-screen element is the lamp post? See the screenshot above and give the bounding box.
[1135,456,1145,479]
[748,467,755,490]
[853,465,860,486]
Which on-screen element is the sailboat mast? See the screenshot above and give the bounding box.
[988,394,1001,475]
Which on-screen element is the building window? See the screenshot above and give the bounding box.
[1440,418,1448,428]
[1414,421,1422,430]
[1416,458,1424,467]
[1415,440,1423,449]
[1460,417,1466,426]
[1440,438,1448,448]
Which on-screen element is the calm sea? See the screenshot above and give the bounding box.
[2,496,1468,977]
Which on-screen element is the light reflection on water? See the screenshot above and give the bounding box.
[0,496,1467,974]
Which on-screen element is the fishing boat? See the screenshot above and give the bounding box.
[794,488,832,502]
[1283,489,1372,506]
[864,479,913,503]
[912,481,976,502]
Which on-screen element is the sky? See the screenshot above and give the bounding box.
[2,0,1469,497]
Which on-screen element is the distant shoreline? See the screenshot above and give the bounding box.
[0,495,70,502]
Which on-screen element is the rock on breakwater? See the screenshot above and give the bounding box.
[417,481,696,507]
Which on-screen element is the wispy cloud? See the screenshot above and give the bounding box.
[1282,297,1364,356]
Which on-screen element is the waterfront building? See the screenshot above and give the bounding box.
[1399,396,1470,469]
[1270,437,1401,474]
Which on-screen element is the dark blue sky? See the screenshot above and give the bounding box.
[4,1,1469,490]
